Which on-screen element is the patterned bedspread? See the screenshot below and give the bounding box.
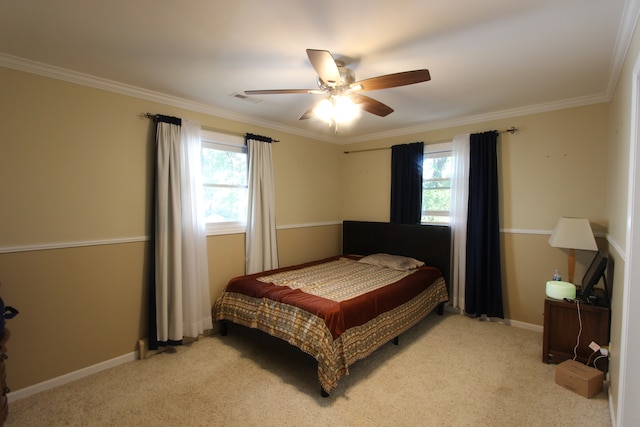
[257,257,416,301]
[212,256,448,393]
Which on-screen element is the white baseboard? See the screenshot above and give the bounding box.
[7,351,138,402]
[442,306,543,333]
[608,379,616,427]
[6,316,543,402]
[503,318,544,333]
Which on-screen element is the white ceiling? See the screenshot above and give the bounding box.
[0,0,636,143]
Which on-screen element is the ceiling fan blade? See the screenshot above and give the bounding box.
[244,89,322,95]
[351,69,431,92]
[350,94,394,117]
[299,105,315,120]
[306,49,341,86]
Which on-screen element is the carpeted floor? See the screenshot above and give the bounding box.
[5,312,610,426]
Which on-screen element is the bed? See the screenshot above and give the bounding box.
[212,220,451,396]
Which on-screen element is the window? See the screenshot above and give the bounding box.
[200,130,247,234]
[422,142,452,224]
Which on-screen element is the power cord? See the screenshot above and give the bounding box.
[572,300,583,361]
[586,349,599,367]
[593,355,606,370]
[566,298,608,371]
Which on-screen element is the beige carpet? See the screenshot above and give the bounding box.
[6,313,610,426]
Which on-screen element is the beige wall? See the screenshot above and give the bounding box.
[0,67,342,390]
[341,104,610,325]
[0,62,620,395]
[277,225,342,269]
[0,68,154,246]
[206,224,342,302]
[0,243,148,388]
[342,105,609,231]
[603,8,640,422]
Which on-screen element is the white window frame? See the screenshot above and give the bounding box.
[201,130,248,235]
[422,142,452,225]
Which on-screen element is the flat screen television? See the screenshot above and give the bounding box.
[578,251,608,305]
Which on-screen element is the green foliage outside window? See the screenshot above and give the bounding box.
[201,147,247,223]
[422,155,452,223]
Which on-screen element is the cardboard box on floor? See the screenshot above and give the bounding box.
[555,360,604,398]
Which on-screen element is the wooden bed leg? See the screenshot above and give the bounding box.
[321,386,330,398]
[437,302,445,316]
[393,336,399,345]
[220,320,228,336]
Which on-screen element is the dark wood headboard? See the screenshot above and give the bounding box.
[342,220,451,288]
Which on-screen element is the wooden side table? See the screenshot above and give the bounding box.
[542,297,610,372]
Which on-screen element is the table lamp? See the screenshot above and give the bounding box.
[548,217,598,283]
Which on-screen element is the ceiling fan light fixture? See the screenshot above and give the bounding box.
[313,98,334,122]
[333,95,359,122]
[313,95,360,124]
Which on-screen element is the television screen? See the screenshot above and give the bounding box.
[579,251,607,304]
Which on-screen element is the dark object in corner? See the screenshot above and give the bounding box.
[220,320,228,336]
[0,297,18,339]
[578,252,608,307]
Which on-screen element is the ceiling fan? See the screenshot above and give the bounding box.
[244,49,431,124]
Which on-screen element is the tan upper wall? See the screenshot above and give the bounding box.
[0,68,153,247]
[0,67,343,249]
[1,65,609,249]
[342,104,609,233]
[607,18,640,252]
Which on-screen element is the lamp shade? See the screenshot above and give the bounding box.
[548,217,597,250]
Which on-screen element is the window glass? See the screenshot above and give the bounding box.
[200,130,247,234]
[422,143,452,224]
[201,146,247,223]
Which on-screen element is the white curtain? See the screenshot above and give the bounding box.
[245,138,279,274]
[179,119,213,337]
[450,133,470,312]
[154,118,212,346]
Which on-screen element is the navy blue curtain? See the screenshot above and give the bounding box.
[465,131,504,318]
[390,142,424,224]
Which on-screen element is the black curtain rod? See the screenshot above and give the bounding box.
[142,113,279,142]
[246,133,276,143]
[343,126,519,154]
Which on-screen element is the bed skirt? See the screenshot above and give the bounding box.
[212,276,448,393]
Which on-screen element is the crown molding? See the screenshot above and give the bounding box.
[0,51,622,146]
[0,53,339,144]
[606,0,640,98]
[340,93,610,144]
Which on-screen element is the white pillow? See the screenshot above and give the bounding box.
[358,253,425,271]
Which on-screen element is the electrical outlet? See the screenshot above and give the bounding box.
[589,341,601,352]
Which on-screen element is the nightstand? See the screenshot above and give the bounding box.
[542,296,610,372]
